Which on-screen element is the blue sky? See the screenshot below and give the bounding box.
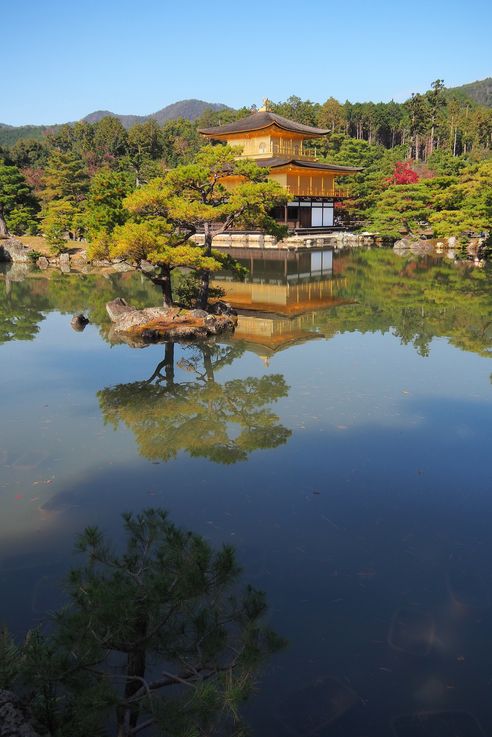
[2,0,491,126]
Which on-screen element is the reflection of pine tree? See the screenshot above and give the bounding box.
[98,343,291,464]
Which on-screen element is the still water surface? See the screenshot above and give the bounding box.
[1,249,492,736]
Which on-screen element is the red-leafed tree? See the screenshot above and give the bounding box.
[387,161,420,185]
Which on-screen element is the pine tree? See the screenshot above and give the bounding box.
[1,509,285,737]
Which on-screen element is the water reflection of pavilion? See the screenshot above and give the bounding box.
[213,248,352,361]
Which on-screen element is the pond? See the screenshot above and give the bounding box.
[1,248,492,736]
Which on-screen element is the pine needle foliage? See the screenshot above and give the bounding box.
[0,509,285,737]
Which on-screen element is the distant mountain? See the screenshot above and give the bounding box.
[81,99,229,128]
[0,99,229,147]
[448,77,492,107]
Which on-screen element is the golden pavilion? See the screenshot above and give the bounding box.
[199,101,362,231]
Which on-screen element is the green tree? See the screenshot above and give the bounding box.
[429,159,492,236]
[126,119,165,184]
[42,200,83,252]
[426,79,447,155]
[1,509,285,737]
[405,93,430,160]
[84,169,134,242]
[0,164,39,236]
[160,118,203,168]
[92,116,129,163]
[365,181,434,237]
[42,149,89,206]
[318,97,346,132]
[41,150,89,247]
[271,96,320,126]
[101,145,286,308]
[9,138,50,169]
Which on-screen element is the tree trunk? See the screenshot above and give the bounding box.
[160,269,173,308]
[197,227,213,310]
[151,265,173,307]
[117,611,148,735]
[0,204,9,239]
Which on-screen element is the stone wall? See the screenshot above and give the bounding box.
[192,231,392,251]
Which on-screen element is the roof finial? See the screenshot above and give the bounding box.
[259,98,272,112]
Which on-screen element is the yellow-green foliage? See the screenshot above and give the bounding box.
[107,145,286,274]
[367,160,492,237]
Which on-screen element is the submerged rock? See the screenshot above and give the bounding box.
[71,314,90,332]
[106,298,237,346]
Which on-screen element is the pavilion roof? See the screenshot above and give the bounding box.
[255,157,363,173]
[199,110,331,138]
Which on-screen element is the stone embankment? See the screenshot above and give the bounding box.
[193,231,393,250]
[393,235,487,263]
[0,237,132,274]
[106,298,237,346]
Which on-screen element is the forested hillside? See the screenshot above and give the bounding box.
[0,79,491,250]
[0,100,228,146]
[448,78,492,107]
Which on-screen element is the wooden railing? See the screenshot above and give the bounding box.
[271,141,318,160]
[286,185,349,198]
[238,141,318,160]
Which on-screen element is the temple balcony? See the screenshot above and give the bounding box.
[285,184,349,198]
[271,140,318,160]
[237,140,319,160]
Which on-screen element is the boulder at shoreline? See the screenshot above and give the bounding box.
[0,238,32,263]
[106,298,237,346]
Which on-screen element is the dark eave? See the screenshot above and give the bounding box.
[199,111,331,138]
[254,157,363,173]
